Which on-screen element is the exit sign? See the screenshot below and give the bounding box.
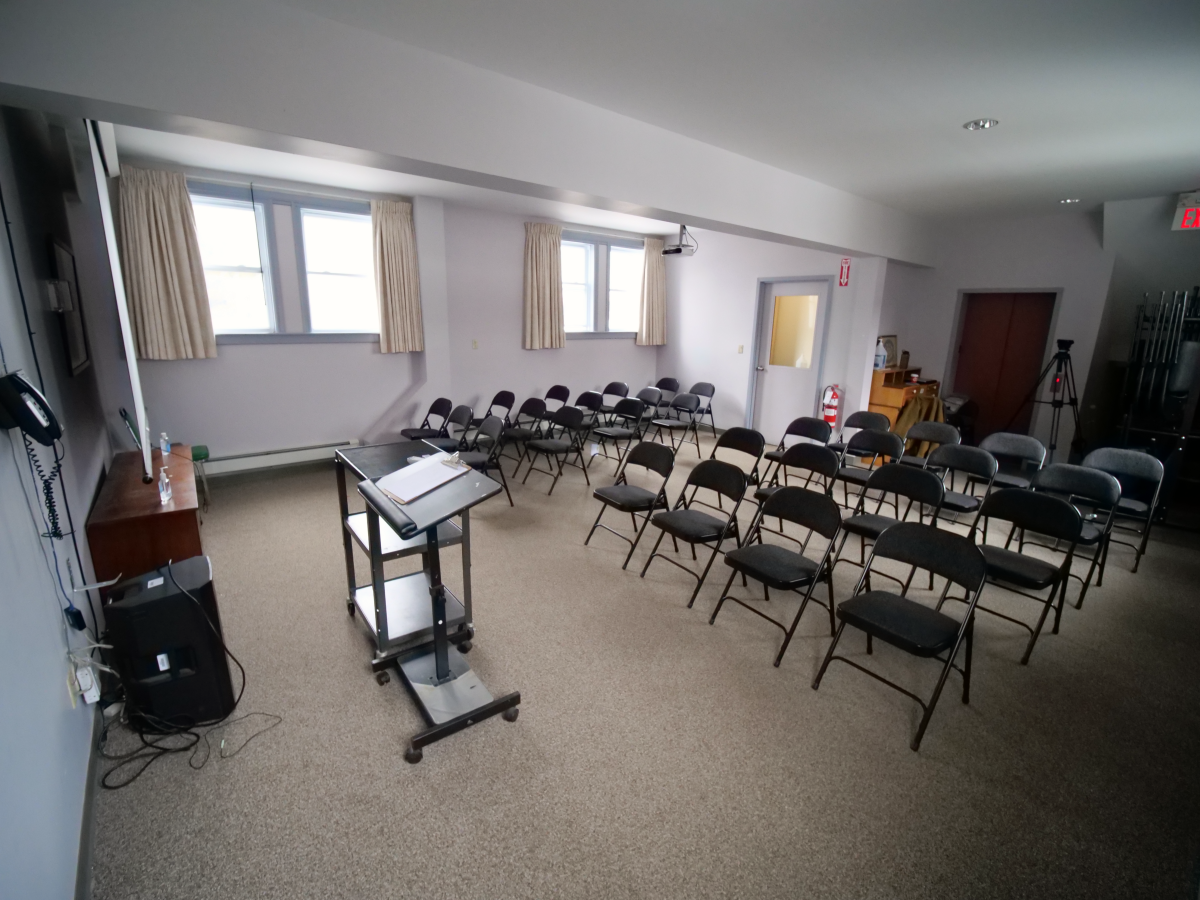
[1172,191,1200,230]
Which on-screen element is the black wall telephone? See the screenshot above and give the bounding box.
[0,371,63,446]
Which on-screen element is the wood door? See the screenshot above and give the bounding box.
[953,293,1055,439]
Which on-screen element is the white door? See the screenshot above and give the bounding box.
[749,280,831,444]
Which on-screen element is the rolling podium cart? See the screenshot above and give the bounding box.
[336,442,520,763]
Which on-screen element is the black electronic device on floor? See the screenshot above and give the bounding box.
[104,556,235,731]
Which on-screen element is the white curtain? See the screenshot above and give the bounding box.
[637,236,667,346]
[523,222,564,350]
[373,199,424,353]
[116,166,216,360]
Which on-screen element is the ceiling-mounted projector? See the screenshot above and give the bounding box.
[662,225,698,257]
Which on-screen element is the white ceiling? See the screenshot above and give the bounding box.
[275,0,1200,218]
[114,125,682,237]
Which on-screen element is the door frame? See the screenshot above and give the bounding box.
[745,276,835,429]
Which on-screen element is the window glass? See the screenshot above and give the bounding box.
[301,209,377,332]
[768,294,820,368]
[608,246,644,332]
[191,196,273,333]
[561,240,595,332]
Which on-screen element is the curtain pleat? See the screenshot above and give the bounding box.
[116,166,216,360]
[523,222,564,349]
[373,199,425,353]
[636,237,667,346]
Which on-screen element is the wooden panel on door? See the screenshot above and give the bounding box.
[995,293,1056,435]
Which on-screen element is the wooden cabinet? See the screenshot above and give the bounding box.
[869,369,939,428]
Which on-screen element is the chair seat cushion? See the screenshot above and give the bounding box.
[842,513,898,540]
[424,438,462,452]
[992,473,1031,490]
[1117,497,1150,516]
[652,508,729,543]
[527,438,573,454]
[764,448,785,463]
[1079,522,1104,545]
[941,490,980,514]
[828,441,847,455]
[401,427,441,440]
[652,419,691,429]
[837,466,872,486]
[457,451,491,468]
[754,484,783,503]
[593,427,636,440]
[980,545,1061,590]
[837,591,961,657]
[898,456,929,468]
[724,543,819,589]
[502,426,537,441]
[594,483,659,512]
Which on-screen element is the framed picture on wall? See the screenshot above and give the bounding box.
[50,239,90,377]
[879,334,899,368]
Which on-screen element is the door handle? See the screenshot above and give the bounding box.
[756,366,766,371]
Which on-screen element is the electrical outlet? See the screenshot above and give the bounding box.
[737,344,744,354]
[74,663,100,705]
[471,339,478,350]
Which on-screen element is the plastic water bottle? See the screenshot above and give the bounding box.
[160,432,171,455]
[158,468,172,505]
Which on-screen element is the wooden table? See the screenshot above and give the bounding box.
[86,445,203,590]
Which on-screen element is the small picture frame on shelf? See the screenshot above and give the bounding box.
[879,335,898,368]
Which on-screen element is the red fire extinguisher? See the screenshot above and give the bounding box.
[822,384,840,426]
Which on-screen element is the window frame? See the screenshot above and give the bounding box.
[561,230,644,340]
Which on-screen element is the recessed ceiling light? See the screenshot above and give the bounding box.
[1060,198,1081,204]
[963,118,999,130]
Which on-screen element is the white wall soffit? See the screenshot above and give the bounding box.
[0,0,933,265]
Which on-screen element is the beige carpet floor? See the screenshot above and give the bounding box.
[91,438,1200,899]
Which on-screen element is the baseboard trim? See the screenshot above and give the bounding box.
[74,705,103,900]
[204,440,358,476]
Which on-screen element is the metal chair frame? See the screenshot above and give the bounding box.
[649,392,703,458]
[500,397,547,472]
[520,406,592,495]
[828,410,891,456]
[925,444,998,526]
[762,416,831,483]
[462,415,514,506]
[654,378,680,415]
[634,387,662,434]
[702,426,766,507]
[898,421,961,468]
[589,397,646,470]
[584,441,675,569]
[834,429,906,509]
[1082,447,1164,574]
[689,382,718,436]
[1029,464,1120,608]
[979,432,1047,490]
[400,397,453,441]
[424,404,474,453]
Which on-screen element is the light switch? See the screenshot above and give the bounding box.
[471,339,478,350]
[737,345,744,354]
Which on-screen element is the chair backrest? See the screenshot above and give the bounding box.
[845,428,905,461]
[575,390,603,413]
[926,444,997,482]
[446,404,473,430]
[545,384,571,406]
[778,444,840,482]
[1082,447,1165,488]
[712,426,765,463]
[863,463,945,510]
[761,487,842,540]
[655,377,680,394]
[976,488,1081,543]
[474,415,505,455]
[602,381,629,400]
[425,397,453,424]
[623,440,675,480]
[686,458,746,503]
[635,387,662,408]
[979,432,1046,467]
[843,410,890,433]
[782,416,831,445]
[1032,463,1121,509]
[610,397,645,422]
[486,391,515,416]
[872,522,987,592]
[513,397,547,424]
[905,420,961,447]
[668,392,701,414]
[551,405,586,431]
[689,382,716,404]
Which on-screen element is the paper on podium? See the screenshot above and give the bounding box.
[376,451,470,505]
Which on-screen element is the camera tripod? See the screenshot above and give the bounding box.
[1004,339,1083,461]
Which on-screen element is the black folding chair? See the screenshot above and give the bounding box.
[470,390,516,429]
[424,404,473,452]
[834,429,906,508]
[926,444,997,524]
[710,487,842,666]
[590,397,646,469]
[654,377,680,414]
[979,432,1046,489]
[400,397,452,440]
[690,382,717,435]
[599,381,630,420]
[574,390,604,436]
[956,489,1081,664]
[757,443,839,501]
[521,406,591,495]
[500,397,547,471]
[459,415,513,506]
[536,384,571,431]
[828,410,891,456]
[640,459,746,607]
[1082,447,1164,574]
[763,416,831,483]
[585,441,675,569]
[1030,464,1120,608]
[709,426,766,489]
[898,421,960,468]
[831,464,944,587]
[649,392,703,458]
[812,522,987,751]
[634,387,662,434]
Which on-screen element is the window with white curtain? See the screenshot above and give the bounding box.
[300,209,377,333]
[560,231,645,337]
[190,195,274,333]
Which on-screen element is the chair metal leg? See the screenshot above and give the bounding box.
[547,453,566,496]
[709,569,739,624]
[812,621,847,690]
[640,531,668,577]
[910,632,964,752]
[687,542,724,608]
[1021,587,1056,665]
[585,504,607,546]
[623,508,658,570]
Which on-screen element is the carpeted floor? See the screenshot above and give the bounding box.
[91,438,1200,900]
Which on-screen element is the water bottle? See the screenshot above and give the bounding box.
[158,468,173,505]
[159,432,171,455]
[874,340,887,369]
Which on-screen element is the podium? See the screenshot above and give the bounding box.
[341,442,520,762]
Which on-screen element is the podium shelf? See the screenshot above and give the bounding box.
[352,572,466,647]
[345,512,462,559]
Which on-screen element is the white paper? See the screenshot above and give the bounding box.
[376,451,470,504]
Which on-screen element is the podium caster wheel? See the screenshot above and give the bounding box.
[404,746,423,764]
[459,640,473,653]
[502,707,519,723]
[375,670,391,686]
[346,602,355,617]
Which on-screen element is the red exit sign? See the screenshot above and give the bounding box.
[1172,191,1200,230]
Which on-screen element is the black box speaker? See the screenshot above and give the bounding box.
[104,556,235,731]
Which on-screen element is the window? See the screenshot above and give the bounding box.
[300,209,377,333]
[768,294,820,368]
[191,195,274,333]
[560,231,645,337]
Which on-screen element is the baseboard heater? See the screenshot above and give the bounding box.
[204,440,359,476]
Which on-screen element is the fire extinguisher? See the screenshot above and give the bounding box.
[822,384,840,426]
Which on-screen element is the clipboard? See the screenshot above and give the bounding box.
[376,452,471,505]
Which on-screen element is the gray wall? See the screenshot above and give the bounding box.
[0,109,114,900]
